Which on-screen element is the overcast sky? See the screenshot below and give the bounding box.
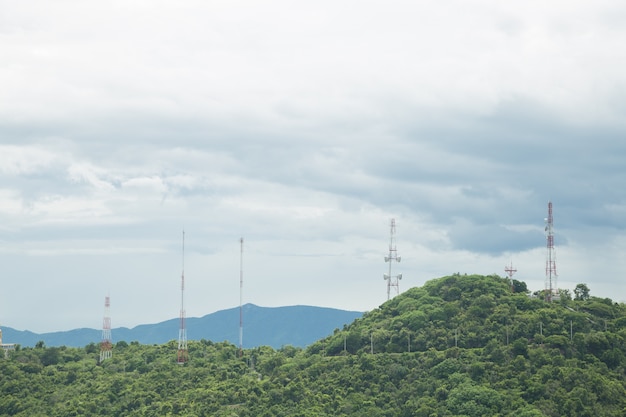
[1,1,625,334]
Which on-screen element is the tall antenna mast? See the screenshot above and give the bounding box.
[383,218,402,300]
[239,237,244,358]
[504,261,517,292]
[100,295,112,363]
[544,201,558,302]
[177,230,188,364]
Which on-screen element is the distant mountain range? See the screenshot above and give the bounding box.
[1,303,363,349]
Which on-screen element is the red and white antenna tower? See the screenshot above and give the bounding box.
[504,262,517,292]
[383,218,402,300]
[177,231,188,364]
[239,237,244,358]
[100,295,112,363]
[544,201,559,302]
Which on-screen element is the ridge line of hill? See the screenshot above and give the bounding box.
[2,303,363,349]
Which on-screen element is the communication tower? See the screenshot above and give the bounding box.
[177,231,188,364]
[504,262,517,292]
[239,237,244,358]
[383,218,402,300]
[99,295,112,363]
[544,201,559,302]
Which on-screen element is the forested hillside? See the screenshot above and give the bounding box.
[1,274,625,416]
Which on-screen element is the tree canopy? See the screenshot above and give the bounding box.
[1,274,626,416]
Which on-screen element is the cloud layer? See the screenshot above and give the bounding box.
[1,0,626,332]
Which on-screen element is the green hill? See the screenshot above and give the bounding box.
[1,274,625,416]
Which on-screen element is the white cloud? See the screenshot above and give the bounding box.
[1,1,624,126]
[27,194,114,224]
[121,176,166,193]
[67,162,116,191]
[0,145,58,175]
[1,0,625,333]
[0,189,22,217]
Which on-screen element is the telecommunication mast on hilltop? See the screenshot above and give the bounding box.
[383,218,402,300]
[504,262,517,292]
[177,231,188,364]
[99,295,112,363]
[545,201,559,302]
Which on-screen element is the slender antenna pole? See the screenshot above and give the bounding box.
[239,237,244,358]
[177,230,188,364]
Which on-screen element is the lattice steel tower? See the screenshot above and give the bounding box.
[177,231,188,364]
[100,295,112,363]
[383,218,402,300]
[544,201,559,302]
[504,262,517,292]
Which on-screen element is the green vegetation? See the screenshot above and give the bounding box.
[2,274,626,416]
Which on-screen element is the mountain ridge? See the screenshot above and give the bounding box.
[2,303,363,349]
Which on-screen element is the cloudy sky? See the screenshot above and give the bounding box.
[1,1,625,334]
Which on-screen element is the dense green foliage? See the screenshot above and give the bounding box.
[2,274,626,416]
